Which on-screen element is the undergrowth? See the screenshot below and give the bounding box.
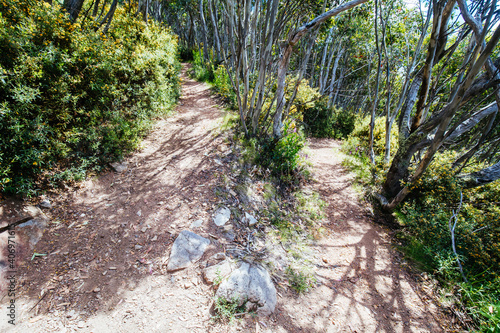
[342,117,500,332]
[0,0,180,196]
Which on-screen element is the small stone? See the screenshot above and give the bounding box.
[93,287,100,293]
[203,259,238,284]
[141,227,148,233]
[190,219,203,228]
[166,203,178,211]
[136,210,142,217]
[135,245,143,250]
[151,235,158,241]
[243,212,258,226]
[166,230,210,272]
[110,161,128,173]
[39,199,52,209]
[77,321,86,328]
[213,207,231,226]
[216,263,277,316]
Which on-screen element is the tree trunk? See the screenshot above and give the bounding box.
[272,0,369,138]
[64,0,85,21]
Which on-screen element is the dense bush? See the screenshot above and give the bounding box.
[303,99,356,139]
[0,0,180,196]
[258,126,306,181]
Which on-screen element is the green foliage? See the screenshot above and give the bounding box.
[303,99,356,139]
[192,49,215,82]
[213,296,246,323]
[459,279,500,332]
[0,0,180,196]
[393,154,500,330]
[345,116,399,161]
[285,266,316,294]
[213,64,237,107]
[258,126,306,181]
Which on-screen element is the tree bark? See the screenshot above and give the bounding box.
[64,0,85,21]
[459,162,500,188]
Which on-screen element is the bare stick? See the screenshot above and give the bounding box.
[449,190,467,282]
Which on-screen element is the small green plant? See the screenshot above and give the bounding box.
[258,126,306,182]
[286,266,316,294]
[213,269,223,286]
[213,295,247,323]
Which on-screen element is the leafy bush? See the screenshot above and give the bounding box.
[303,99,356,139]
[191,49,215,82]
[213,64,237,107]
[0,0,180,196]
[258,126,306,180]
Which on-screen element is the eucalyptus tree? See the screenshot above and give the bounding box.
[378,0,500,210]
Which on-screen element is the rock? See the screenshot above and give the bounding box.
[243,212,258,226]
[151,235,158,241]
[136,210,142,217]
[213,206,231,226]
[167,230,210,272]
[77,321,86,328]
[39,199,52,209]
[203,259,239,284]
[134,245,143,250]
[190,219,204,228]
[110,161,128,173]
[215,262,277,316]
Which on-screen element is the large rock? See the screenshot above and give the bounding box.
[167,230,210,272]
[215,262,277,316]
[203,259,239,284]
[213,207,231,226]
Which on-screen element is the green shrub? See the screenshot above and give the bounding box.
[213,296,247,323]
[213,64,237,107]
[286,266,316,294]
[258,126,306,180]
[192,49,215,82]
[303,99,356,139]
[0,0,180,196]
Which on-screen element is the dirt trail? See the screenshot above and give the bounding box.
[0,65,450,332]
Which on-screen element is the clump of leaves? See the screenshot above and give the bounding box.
[286,266,316,294]
[213,296,247,324]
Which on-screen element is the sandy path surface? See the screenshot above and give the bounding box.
[0,65,450,332]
